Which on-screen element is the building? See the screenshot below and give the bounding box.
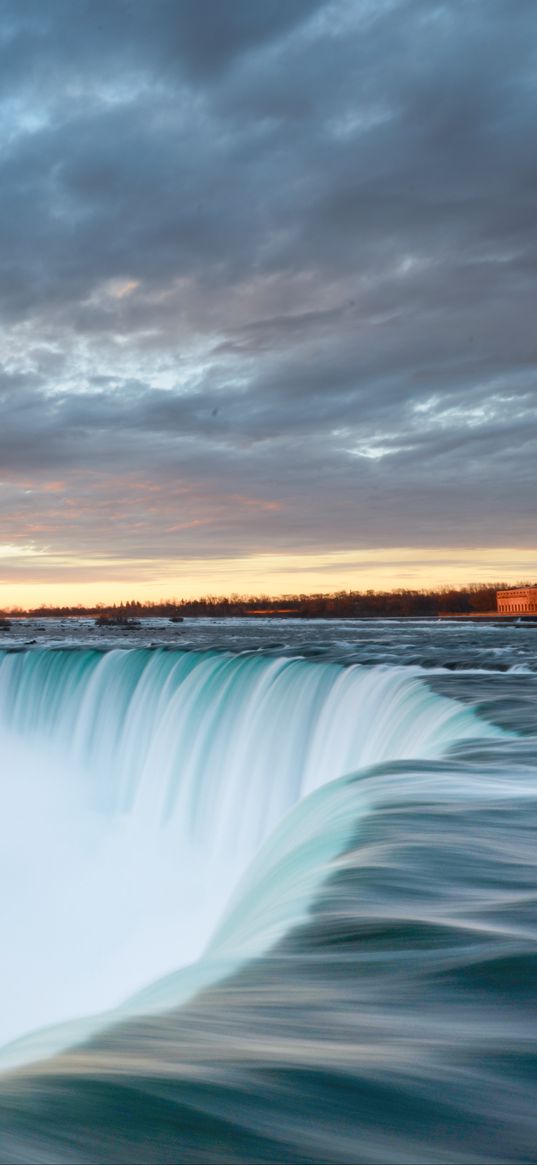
[497,586,537,615]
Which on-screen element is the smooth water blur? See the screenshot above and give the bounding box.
[0,647,495,1059]
[0,621,535,1164]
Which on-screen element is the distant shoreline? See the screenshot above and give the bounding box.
[2,583,537,622]
[2,613,537,624]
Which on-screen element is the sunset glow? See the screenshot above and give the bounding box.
[2,546,537,610]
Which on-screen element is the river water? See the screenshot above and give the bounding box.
[0,619,535,1163]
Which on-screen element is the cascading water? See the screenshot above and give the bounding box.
[0,627,536,1165]
[0,646,501,1068]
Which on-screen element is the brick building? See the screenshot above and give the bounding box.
[497,586,537,615]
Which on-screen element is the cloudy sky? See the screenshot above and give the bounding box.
[1,0,536,605]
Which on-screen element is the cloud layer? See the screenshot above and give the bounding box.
[1,0,536,596]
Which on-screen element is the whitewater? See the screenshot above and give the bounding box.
[0,619,536,1163]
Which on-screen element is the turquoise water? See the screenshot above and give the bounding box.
[0,630,535,1162]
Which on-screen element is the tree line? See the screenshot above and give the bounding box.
[1,582,524,619]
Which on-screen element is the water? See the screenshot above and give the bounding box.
[0,620,535,1163]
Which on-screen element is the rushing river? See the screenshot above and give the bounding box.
[0,619,535,1163]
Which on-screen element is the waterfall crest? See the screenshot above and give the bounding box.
[0,648,500,1064]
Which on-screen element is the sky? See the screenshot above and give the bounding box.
[1,0,536,606]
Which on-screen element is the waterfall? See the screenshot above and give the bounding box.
[0,647,499,1064]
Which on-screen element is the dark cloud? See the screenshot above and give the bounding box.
[0,0,536,586]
